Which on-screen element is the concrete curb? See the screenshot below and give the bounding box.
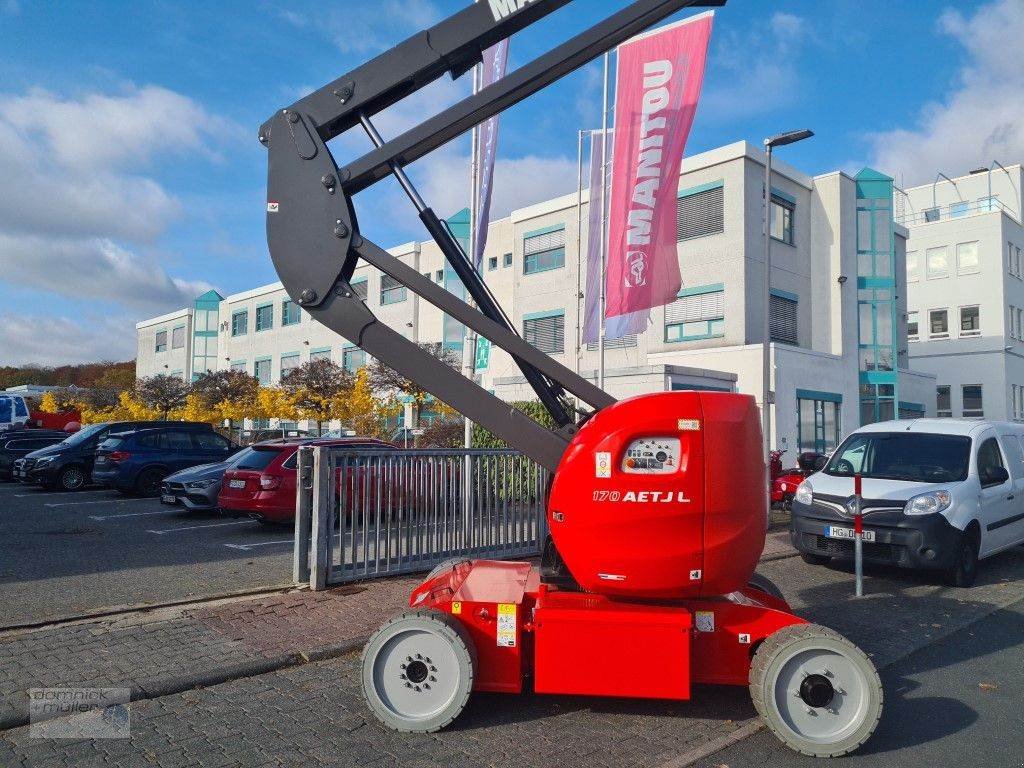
[0,637,370,733]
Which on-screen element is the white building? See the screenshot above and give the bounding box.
[137,141,935,455]
[901,163,1024,421]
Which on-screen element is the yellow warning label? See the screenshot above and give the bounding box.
[451,602,462,615]
[497,603,517,648]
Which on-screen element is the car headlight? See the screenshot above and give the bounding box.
[794,481,813,506]
[186,479,218,489]
[904,490,952,516]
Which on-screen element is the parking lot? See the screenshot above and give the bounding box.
[0,481,296,626]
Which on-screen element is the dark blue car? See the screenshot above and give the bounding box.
[92,427,237,496]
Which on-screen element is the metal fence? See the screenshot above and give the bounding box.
[294,446,549,589]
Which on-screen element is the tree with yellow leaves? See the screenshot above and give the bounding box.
[280,358,353,435]
[346,368,399,439]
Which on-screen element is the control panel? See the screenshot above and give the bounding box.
[622,437,681,474]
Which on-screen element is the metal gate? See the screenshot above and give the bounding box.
[294,446,549,589]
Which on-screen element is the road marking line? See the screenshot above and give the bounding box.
[89,510,182,521]
[14,489,109,498]
[44,498,153,508]
[224,539,294,551]
[148,520,255,534]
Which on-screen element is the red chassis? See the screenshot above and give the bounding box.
[409,559,803,699]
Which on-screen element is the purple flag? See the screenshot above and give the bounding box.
[473,38,509,269]
[583,130,648,344]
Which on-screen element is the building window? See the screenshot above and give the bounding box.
[523,227,566,274]
[154,330,168,353]
[929,309,949,339]
[352,279,368,300]
[960,306,980,337]
[796,393,842,454]
[906,251,919,282]
[280,353,300,378]
[769,293,798,344]
[309,348,331,363]
[487,256,498,271]
[342,347,366,372]
[255,304,273,332]
[1013,385,1023,422]
[171,326,185,350]
[254,359,272,386]
[936,385,952,418]
[907,311,919,341]
[923,207,940,223]
[665,288,725,342]
[230,360,247,373]
[925,246,949,279]
[503,252,513,268]
[231,310,248,336]
[962,384,984,418]
[586,335,638,351]
[435,269,444,282]
[951,201,969,218]
[677,183,724,241]
[769,196,795,245]
[380,274,407,305]
[523,312,565,354]
[1012,306,1019,340]
[956,241,979,275]
[282,299,301,326]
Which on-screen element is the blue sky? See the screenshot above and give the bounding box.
[1,0,1020,365]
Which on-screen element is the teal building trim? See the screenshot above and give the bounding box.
[770,288,799,302]
[796,389,843,404]
[523,223,566,239]
[678,179,724,198]
[678,282,724,297]
[523,308,565,321]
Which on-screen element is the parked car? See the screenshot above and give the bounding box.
[771,451,827,508]
[791,418,1024,587]
[160,446,264,511]
[0,394,31,432]
[239,428,316,445]
[17,421,218,491]
[92,427,238,496]
[0,433,67,481]
[218,438,394,523]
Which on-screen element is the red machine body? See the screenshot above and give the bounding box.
[408,392,805,702]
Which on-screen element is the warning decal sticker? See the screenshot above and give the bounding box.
[695,611,715,632]
[595,452,612,479]
[451,602,462,615]
[497,603,517,647]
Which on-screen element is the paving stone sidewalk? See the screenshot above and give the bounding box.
[3,545,1024,767]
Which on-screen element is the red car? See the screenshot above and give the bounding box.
[218,438,394,523]
[771,450,826,508]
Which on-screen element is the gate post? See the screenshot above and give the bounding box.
[293,446,314,585]
[309,446,333,591]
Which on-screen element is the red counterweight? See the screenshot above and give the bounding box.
[547,391,766,598]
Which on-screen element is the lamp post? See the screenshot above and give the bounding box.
[762,129,813,509]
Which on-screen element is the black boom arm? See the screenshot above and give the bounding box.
[262,0,724,471]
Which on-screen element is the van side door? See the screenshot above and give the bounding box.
[975,432,1015,555]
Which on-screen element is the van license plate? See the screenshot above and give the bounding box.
[827,526,876,543]
[229,479,246,489]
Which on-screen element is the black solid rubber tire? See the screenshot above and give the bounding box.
[57,465,86,491]
[747,572,784,601]
[944,530,979,588]
[135,467,166,497]
[750,623,883,757]
[800,552,832,566]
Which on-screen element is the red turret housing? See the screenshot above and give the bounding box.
[547,391,766,599]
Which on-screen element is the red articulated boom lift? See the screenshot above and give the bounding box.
[260,0,883,757]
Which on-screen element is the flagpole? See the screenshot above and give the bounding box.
[462,17,481,451]
[575,129,585,380]
[598,52,610,391]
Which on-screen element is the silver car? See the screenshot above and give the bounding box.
[160,447,256,511]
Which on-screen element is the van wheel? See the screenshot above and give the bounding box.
[944,529,979,588]
[135,468,166,497]
[801,552,831,566]
[57,465,86,491]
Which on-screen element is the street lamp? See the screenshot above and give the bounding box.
[762,129,813,508]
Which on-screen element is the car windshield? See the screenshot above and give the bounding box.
[824,431,971,483]
[235,447,282,471]
[59,423,107,447]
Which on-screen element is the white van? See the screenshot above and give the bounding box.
[0,395,30,431]
[791,418,1024,587]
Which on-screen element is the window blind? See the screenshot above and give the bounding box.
[524,314,565,354]
[770,294,798,344]
[524,228,565,255]
[677,186,724,241]
[665,291,724,324]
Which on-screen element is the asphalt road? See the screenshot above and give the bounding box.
[696,597,1024,768]
[0,480,295,625]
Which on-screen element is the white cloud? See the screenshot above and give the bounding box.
[0,314,137,366]
[0,85,228,342]
[328,1,443,55]
[701,12,808,121]
[866,0,1024,185]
